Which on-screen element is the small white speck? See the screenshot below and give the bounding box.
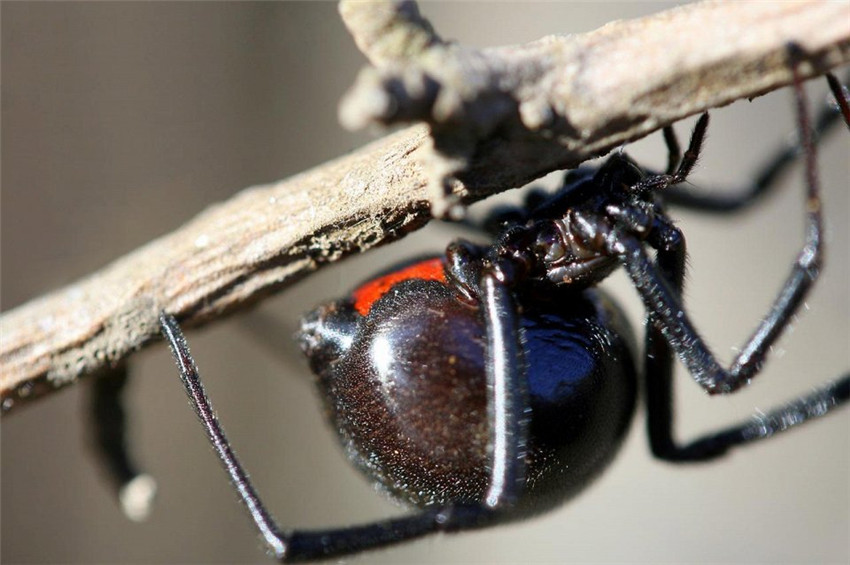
[37,315,56,332]
[120,474,157,522]
[194,234,210,248]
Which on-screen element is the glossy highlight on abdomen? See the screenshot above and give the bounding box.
[299,270,637,517]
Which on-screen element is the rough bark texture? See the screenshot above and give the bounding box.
[339,0,850,215]
[1,0,848,413]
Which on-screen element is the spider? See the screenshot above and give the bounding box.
[144,66,849,562]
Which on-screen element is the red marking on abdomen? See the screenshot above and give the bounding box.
[352,258,446,316]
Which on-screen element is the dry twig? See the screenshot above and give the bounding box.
[2,0,848,413]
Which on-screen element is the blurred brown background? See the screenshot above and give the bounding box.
[2,3,847,563]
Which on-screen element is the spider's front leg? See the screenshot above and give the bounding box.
[599,65,838,395]
[575,68,850,458]
[662,71,849,213]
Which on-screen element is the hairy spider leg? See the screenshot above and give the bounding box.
[661,124,682,175]
[638,69,850,460]
[642,216,849,461]
[662,71,849,212]
[589,60,848,397]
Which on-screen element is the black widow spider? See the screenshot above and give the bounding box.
[156,64,850,562]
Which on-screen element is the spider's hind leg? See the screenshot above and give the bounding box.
[641,217,850,462]
[160,279,529,562]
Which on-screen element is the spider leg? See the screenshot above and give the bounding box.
[825,72,850,126]
[651,370,849,462]
[89,366,157,521]
[661,124,681,175]
[159,284,528,561]
[641,217,850,461]
[588,62,834,396]
[663,72,848,213]
[606,220,814,394]
[630,113,709,195]
[479,270,529,508]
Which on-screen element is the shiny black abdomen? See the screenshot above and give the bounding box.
[299,279,637,518]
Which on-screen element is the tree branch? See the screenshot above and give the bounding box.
[339,0,850,216]
[2,0,848,413]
